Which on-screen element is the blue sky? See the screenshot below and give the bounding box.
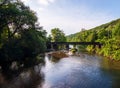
[21,0,120,35]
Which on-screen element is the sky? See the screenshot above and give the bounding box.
[21,0,120,35]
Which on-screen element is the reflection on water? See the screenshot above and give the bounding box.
[42,55,110,88]
[0,53,120,88]
[0,60,45,88]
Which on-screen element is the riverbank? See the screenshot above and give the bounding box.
[79,46,120,61]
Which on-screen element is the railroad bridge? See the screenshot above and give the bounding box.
[46,42,102,50]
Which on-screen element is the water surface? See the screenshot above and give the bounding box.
[0,53,120,88]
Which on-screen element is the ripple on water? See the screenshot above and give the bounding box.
[41,55,113,88]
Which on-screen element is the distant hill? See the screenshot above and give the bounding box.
[67,18,120,60]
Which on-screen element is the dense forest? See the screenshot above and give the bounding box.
[0,0,67,69]
[0,0,47,68]
[67,19,120,60]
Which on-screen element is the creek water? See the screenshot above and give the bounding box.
[0,53,120,88]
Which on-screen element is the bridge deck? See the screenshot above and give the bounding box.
[46,42,103,50]
[47,42,102,45]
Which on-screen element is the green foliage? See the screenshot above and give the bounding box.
[47,35,52,42]
[51,28,66,42]
[0,0,46,63]
[20,29,46,56]
[67,19,120,60]
[49,28,66,50]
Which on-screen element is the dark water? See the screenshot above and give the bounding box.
[0,53,120,88]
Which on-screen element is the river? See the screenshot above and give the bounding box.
[0,53,120,88]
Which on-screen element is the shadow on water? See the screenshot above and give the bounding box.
[0,56,45,88]
[100,57,120,88]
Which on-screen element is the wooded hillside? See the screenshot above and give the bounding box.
[67,19,120,60]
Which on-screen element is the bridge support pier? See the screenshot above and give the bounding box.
[46,43,52,51]
[66,44,69,50]
[98,44,102,48]
[53,43,58,50]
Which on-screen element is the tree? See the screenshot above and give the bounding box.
[0,0,47,65]
[86,31,97,42]
[47,35,52,42]
[0,0,38,41]
[51,28,66,42]
[50,28,66,50]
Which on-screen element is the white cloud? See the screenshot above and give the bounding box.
[38,0,56,6]
[38,0,49,6]
[39,7,45,11]
[21,0,29,3]
[48,0,55,3]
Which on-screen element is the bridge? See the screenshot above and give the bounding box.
[46,42,102,50]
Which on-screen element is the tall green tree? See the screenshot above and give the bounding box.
[0,0,38,41]
[0,0,46,63]
[51,28,66,42]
